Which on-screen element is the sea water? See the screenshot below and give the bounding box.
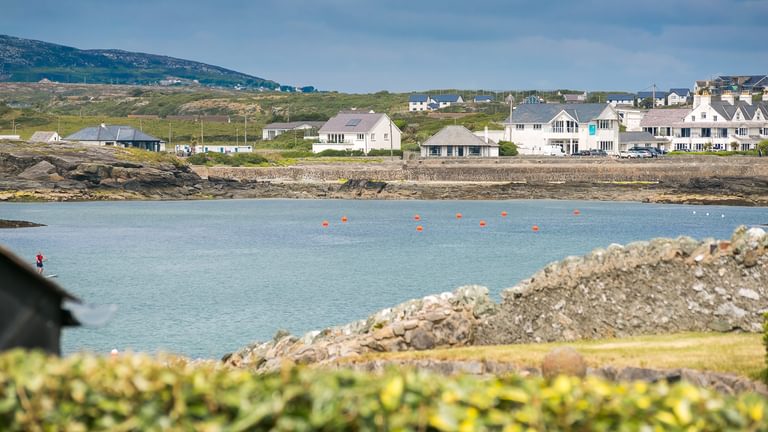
[1,199,765,358]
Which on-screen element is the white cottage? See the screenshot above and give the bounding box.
[420,125,499,158]
[505,103,621,155]
[313,112,401,153]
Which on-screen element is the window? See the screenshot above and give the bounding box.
[713,115,718,122]
[328,133,346,143]
[736,112,741,120]
[516,124,525,130]
[357,133,364,140]
[566,121,578,133]
[371,133,376,141]
[446,146,453,156]
[691,116,695,121]
[429,146,441,156]
[737,128,748,136]
[553,121,564,133]
[701,112,707,120]
[675,143,688,150]
[720,128,729,138]
[384,133,389,141]
[741,143,751,151]
[597,120,610,129]
[680,128,691,138]
[694,143,704,151]
[468,146,481,156]
[533,124,542,130]
[701,128,711,138]
[598,141,614,151]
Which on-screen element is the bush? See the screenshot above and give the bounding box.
[187,152,268,166]
[498,140,519,156]
[1,350,767,431]
[316,149,364,157]
[366,149,403,157]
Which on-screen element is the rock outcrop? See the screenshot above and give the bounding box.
[226,227,768,377]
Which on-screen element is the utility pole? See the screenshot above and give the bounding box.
[244,115,247,147]
[168,122,172,150]
[200,120,204,149]
[652,83,656,107]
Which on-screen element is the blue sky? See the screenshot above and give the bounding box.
[2,0,766,93]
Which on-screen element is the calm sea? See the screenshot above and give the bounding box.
[1,199,766,359]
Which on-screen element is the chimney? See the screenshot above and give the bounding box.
[484,126,488,144]
[740,91,752,105]
[698,89,711,107]
[722,90,735,105]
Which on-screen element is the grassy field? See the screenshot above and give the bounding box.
[349,332,766,380]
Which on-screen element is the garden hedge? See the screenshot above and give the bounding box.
[0,349,766,431]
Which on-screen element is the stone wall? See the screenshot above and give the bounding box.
[226,226,768,375]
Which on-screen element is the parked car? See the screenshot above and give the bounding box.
[573,150,591,156]
[588,149,609,157]
[628,147,654,158]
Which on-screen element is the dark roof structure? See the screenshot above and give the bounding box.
[263,121,325,130]
[620,131,667,144]
[637,91,669,99]
[409,94,429,103]
[65,125,161,142]
[319,112,389,133]
[505,103,611,124]
[474,95,493,102]
[607,94,635,101]
[432,94,462,103]
[669,88,691,97]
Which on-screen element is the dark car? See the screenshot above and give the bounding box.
[573,150,591,156]
[588,149,608,156]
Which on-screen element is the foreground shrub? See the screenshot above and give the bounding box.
[316,149,364,157]
[366,149,403,157]
[498,140,519,156]
[0,350,766,431]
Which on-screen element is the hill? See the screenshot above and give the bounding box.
[0,34,280,89]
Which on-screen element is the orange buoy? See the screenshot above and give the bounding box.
[455,213,463,219]
[414,214,421,221]
[532,225,539,232]
[416,225,423,232]
[573,209,581,216]
[341,216,348,223]
[479,220,487,227]
[501,211,508,217]
[322,220,329,227]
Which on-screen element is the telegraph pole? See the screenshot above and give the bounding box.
[244,115,247,147]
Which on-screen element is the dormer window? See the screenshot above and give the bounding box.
[691,115,695,121]
[713,115,718,122]
[701,112,707,120]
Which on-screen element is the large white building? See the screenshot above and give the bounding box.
[641,91,768,151]
[313,112,401,153]
[504,103,621,155]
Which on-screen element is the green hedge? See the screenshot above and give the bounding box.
[187,152,268,167]
[366,149,403,157]
[1,350,766,431]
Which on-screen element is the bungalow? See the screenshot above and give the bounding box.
[261,121,325,140]
[505,103,620,155]
[563,92,587,103]
[408,94,434,112]
[431,94,464,109]
[667,88,691,105]
[313,111,401,153]
[619,131,668,149]
[174,144,252,155]
[29,131,61,143]
[637,91,668,107]
[420,125,499,158]
[473,95,494,103]
[606,94,635,106]
[65,124,165,152]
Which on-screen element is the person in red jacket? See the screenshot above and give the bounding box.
[35,251,45,274]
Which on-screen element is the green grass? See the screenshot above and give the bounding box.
[348,332,766,380]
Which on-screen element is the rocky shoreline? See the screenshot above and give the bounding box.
[3,142,768,205]
[0,218,45,228]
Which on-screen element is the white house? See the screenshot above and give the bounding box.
[667,88,691,105]
[473,95,493,103]
[431,94,464,109]
[421,125,499,158]
[262,121,325,140]
[505,103,621,155]
[409,94,434,111]
[606,94,635,106]
[615,107,645,132]
[639,108,689,151]
[64,124,165,152]
[175,144,252,155]
[562,92,587,103]
[29,131,61,143]
[313,111,401,153]
[637,91,668,107]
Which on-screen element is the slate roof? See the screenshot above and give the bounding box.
[427,103,440,110]
[669,88,691,97]
[607,94,635,101]
[474,95,493,102]
[432,94,462,103]
[65,125,161,142]
[409,94,429,103]
[620,131,666,143]
[639,109,690,127]
[263,121,325,130]
[637,91,669,99]
[505,103,610,124]
[421,125,498,147]
[29,131,58,142]
[707,101,768,121]
[714,75,768,89]
[319,112,388,133]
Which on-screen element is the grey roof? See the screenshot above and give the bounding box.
[639,109,690,127]
[65,125,161,142]
[29,131,58,142]
[319,112,388,133]
[409,94,429,103]
[638,91,668,99]
[421,125,498,147]
[607,94,635,101]
[474,95,493,102]
[432,94,462,103]
[714,75,768,89]
[263,121,325,130]
[669,88,691,97]
[620,131,666,144]
[505,103,610,124]
[563,94,585,102]
[708,101,768,121]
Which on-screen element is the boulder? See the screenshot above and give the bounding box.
[18,160,57,180]
[540,347,587,379]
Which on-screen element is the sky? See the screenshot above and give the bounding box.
[2,0,767,93]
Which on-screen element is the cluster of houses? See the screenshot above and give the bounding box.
[606,89,692,107]
[15,74,766,159]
